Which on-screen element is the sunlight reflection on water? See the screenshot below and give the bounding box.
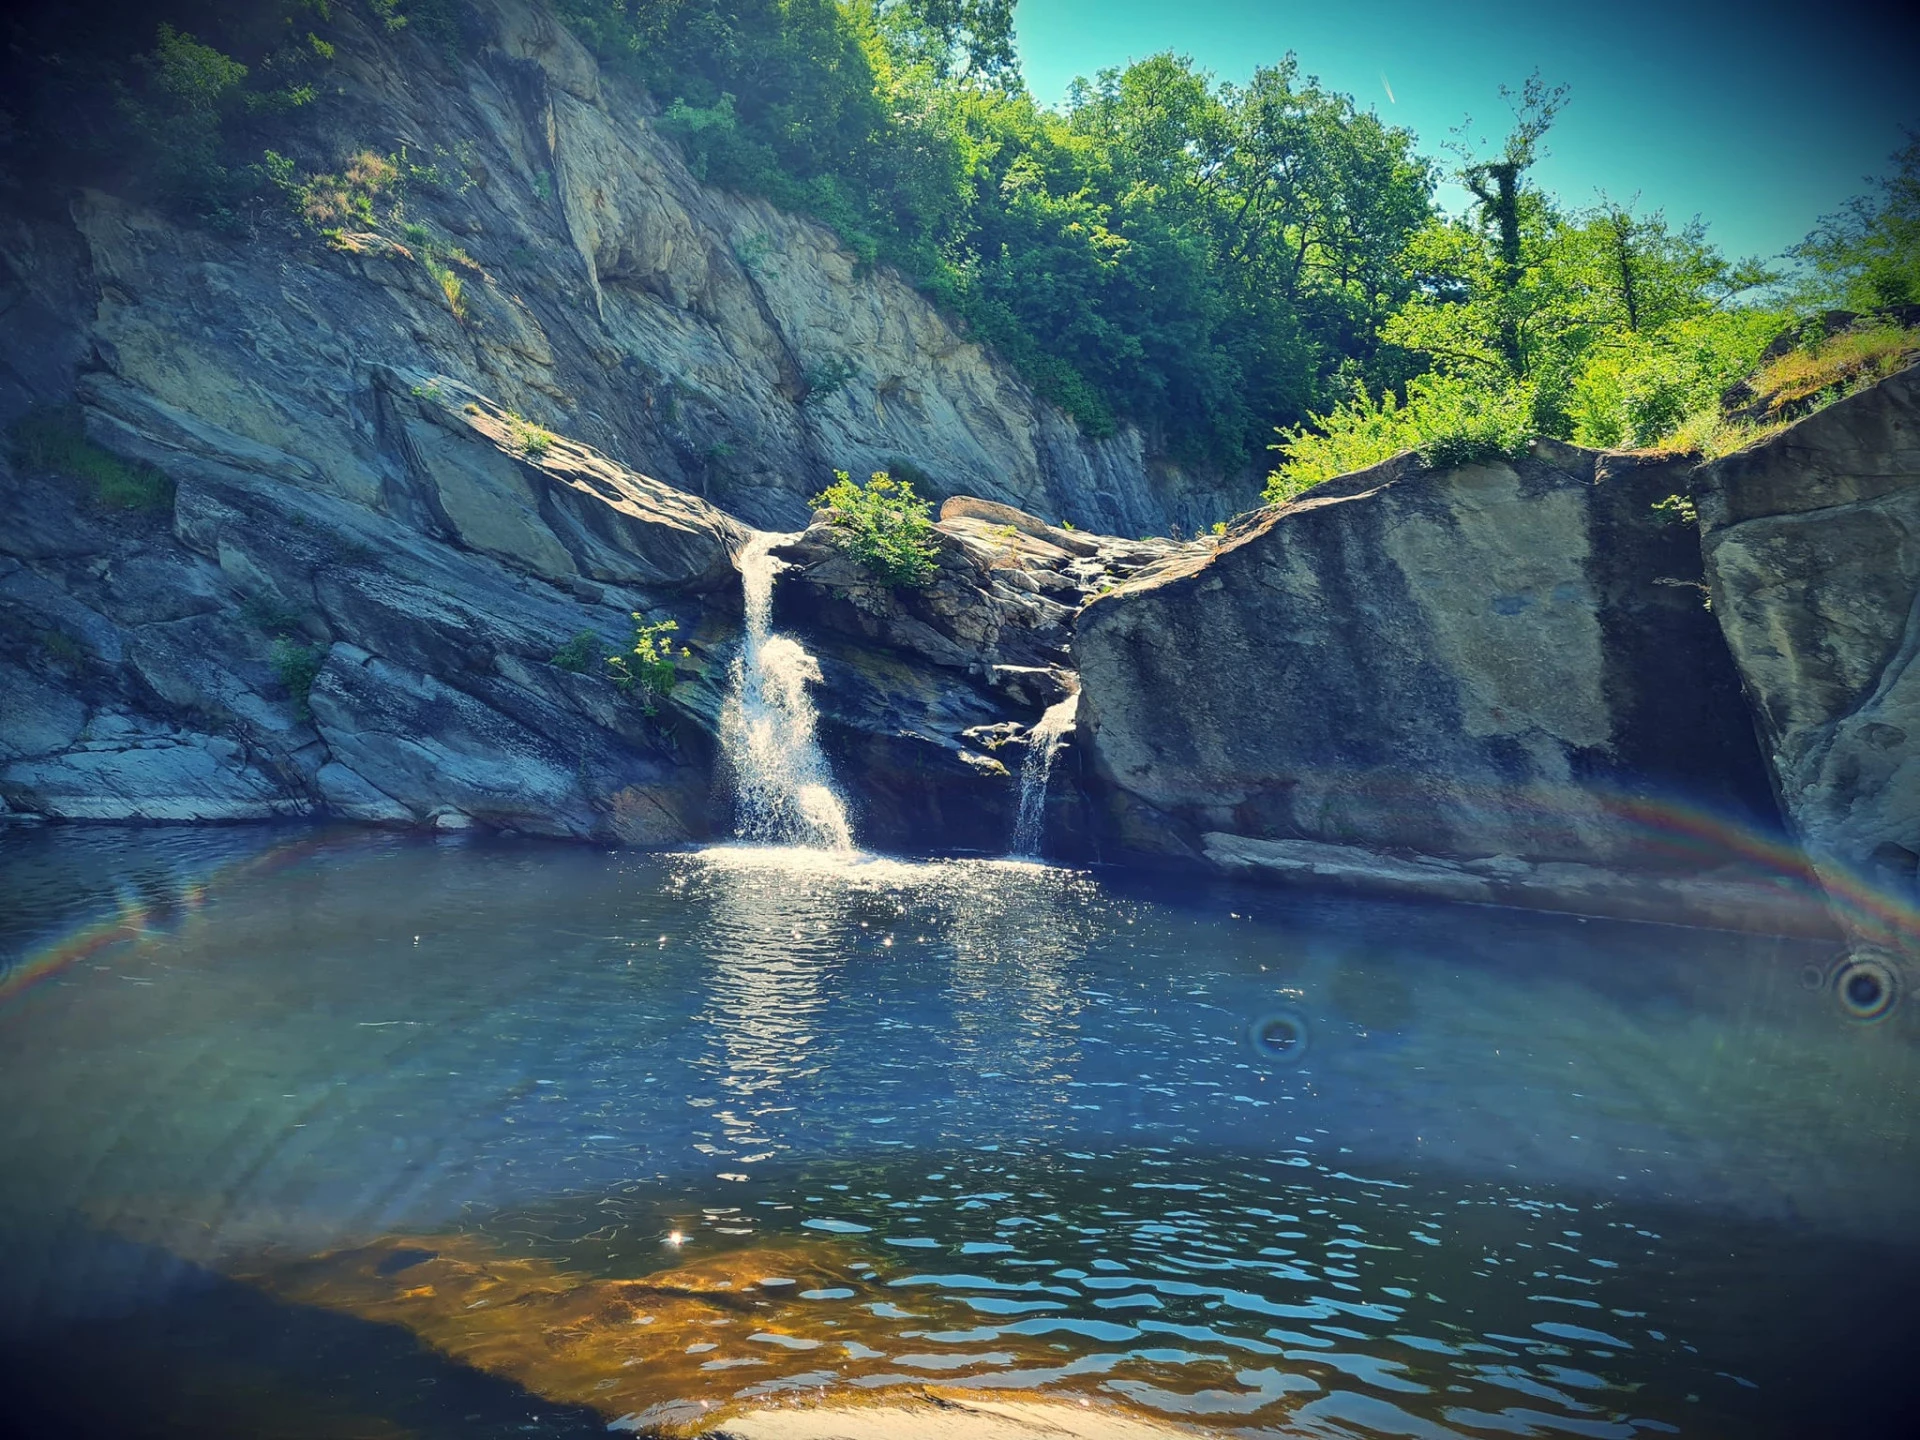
[0,827,1915,1437]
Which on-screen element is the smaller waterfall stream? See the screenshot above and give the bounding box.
[720,534,855,850]
[1010,694,1077,858]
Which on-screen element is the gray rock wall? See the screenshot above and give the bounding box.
[0,0,1220,536]
[1697,365,1920,943]
[1075,443,1780,877]
[0,381,736,840]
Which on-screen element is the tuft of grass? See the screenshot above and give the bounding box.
[1747,324,1918,415]
[1661,407,1791,460]
[8,405,175,511]
[550,630,603,673]
[269,637,327,720]
[504,413,556,459]
[421,249,467,319]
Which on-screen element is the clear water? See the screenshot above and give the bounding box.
[1,826,1915,1438]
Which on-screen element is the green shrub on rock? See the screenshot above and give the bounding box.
[550,631,603,673]
[811,470,938,588]
[8,406,176,512]
[607,615,686,714]
[270,638,327,719]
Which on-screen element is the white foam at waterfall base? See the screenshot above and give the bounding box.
[720,533,855,851]
[1010,694,1078,858]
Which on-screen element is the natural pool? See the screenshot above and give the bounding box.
[0,826,1915,1438]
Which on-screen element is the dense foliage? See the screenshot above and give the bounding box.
[4,4,1916,502]
[550,2,1437,463]
[1791,133,1920,314]
[812,470,940,587]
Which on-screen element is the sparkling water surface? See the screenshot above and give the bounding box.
[0,826,1915,1438]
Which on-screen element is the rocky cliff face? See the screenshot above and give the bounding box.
[1076,445,1777,854]
[0,0,1217,538]
[0,0,1218,848]
[0,355,1161,849]
[1,0,1913,943]
[1697,366,1920,945]
[1070,439,1838,931]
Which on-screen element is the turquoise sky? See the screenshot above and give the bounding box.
[1012,0,1916,267]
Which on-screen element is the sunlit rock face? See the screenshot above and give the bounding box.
[0,0,1218,842]
[1074,444,1783,884]
[0,0,1214,537]
[1697,363,1920,947]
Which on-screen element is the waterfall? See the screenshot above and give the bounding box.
[719,533,855,851]
[1010,694,1077,859]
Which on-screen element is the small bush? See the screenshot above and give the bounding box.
[1266,373,1534,501]
[270,638,327,719]
[800,356,859,410]
[8,406,175,511]
[812,470,939,587]
[550,630,602,673]
[505,414,555,458]
[1651,493,1699,526]
[271,147,402,229]
[606,615,685,713]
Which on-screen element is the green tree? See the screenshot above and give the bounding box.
[1792,133,1920,312]
[1451,70,1568,369]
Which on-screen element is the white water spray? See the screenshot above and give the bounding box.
[720,533,855,850]
[1010,693,1077,859]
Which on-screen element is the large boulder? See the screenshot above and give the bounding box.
[1074,443,1791,920]
[1696,363,1920,947]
